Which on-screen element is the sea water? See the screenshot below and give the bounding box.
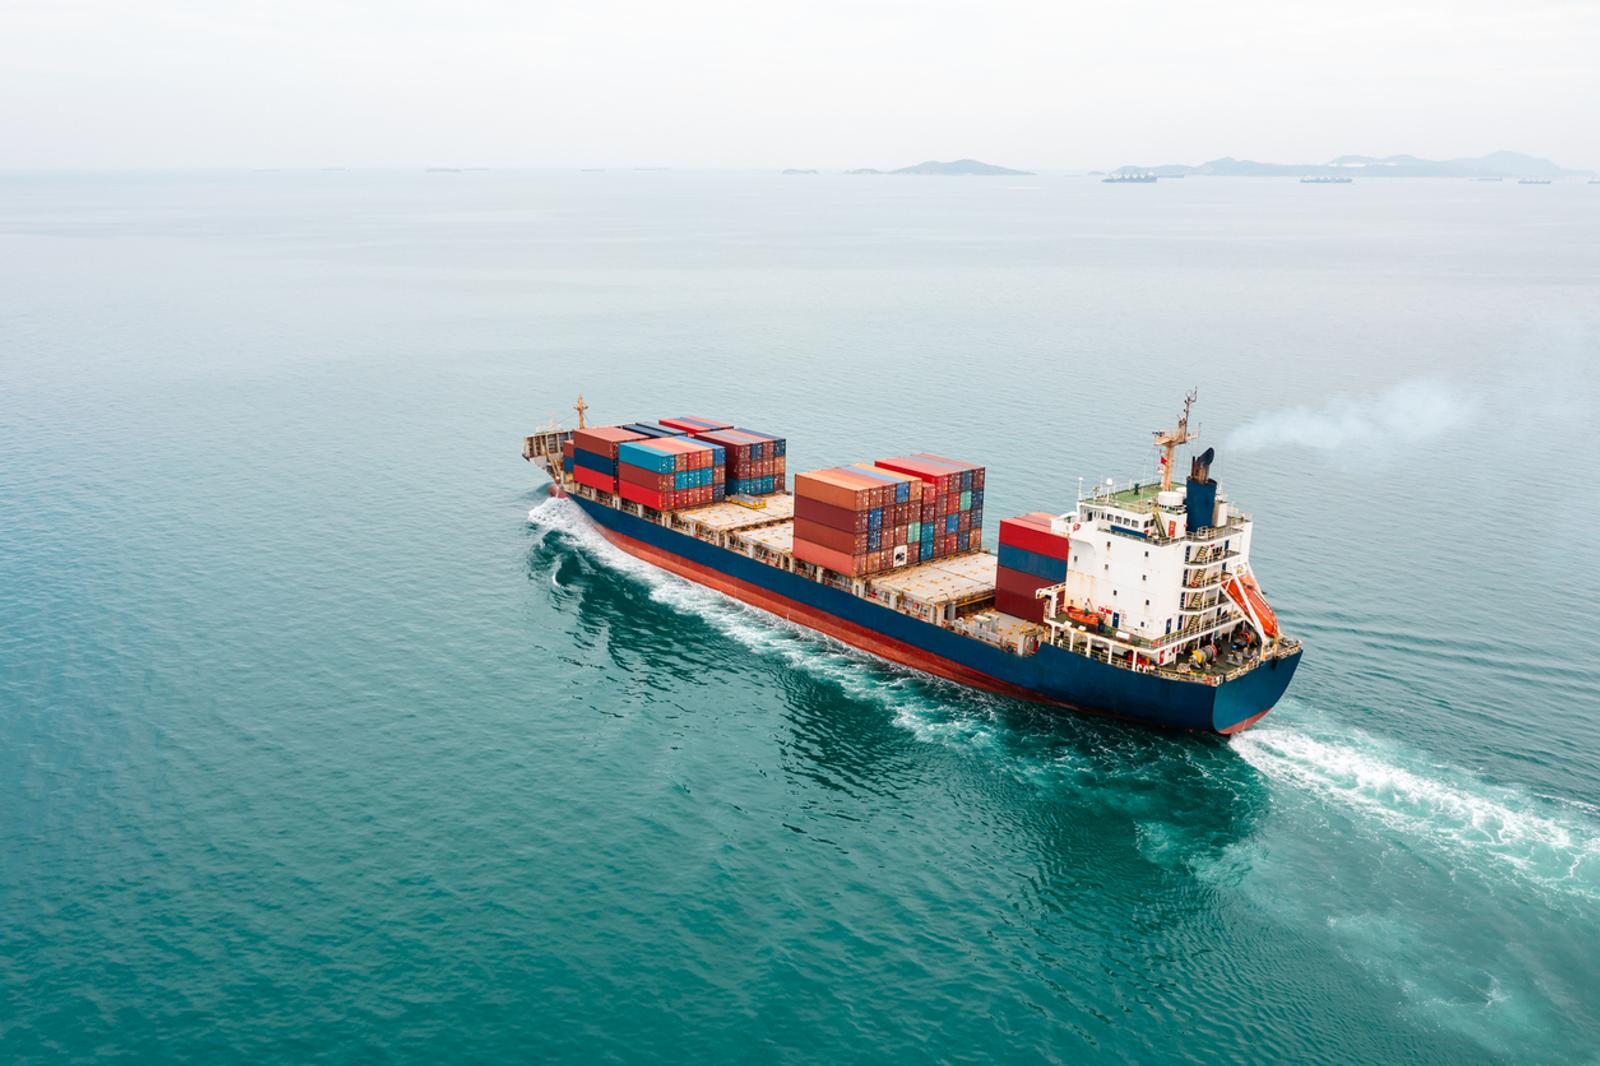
[2,170,1597,1063]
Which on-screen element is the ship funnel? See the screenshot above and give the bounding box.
[1186,447,1218,530]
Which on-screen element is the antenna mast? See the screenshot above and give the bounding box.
[1153,388,1199,492]
[574,394,589,430]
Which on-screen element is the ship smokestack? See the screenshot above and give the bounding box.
[1186,447,1218,530]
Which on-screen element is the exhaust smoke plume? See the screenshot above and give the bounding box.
[1226,379,1478,453]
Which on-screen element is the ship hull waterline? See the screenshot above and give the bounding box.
[550,484,1299,734]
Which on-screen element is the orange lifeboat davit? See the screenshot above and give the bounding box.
[1224,573,1279,640]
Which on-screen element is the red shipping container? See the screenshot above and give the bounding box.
[795,467,880,510]
[795,495,871,533]
[996,565,1055,597]
[572,466,617,494]
[618,482,668,510]
[892,524,908,547]
[561,440,574,459]
[913,451,985,480]
[794,518,870,555]
[995,588,1047,624]
[573,425,648,458]
[620,464,675,491]
[944,494,959,514]
[998,513,1070,560]
[793,538,868,576]
[876,455,946,485]
[845,463,918,504]
[660,416,733,433]
[957,511,972,533]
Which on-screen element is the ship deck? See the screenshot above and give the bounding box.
[868,552,999,608]
[677,494,795,532]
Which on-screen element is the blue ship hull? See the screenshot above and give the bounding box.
[569,493,1300,733]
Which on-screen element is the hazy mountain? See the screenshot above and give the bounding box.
[781,168,819,175]
[1114,151,1592,178]
[890,159,1032,176]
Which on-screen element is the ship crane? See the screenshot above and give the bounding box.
[1152,388,1199,492]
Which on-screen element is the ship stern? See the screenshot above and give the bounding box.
[1211,646,1302,734]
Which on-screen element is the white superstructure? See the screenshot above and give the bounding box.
[1021,393,1280,672]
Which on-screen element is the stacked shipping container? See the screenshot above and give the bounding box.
[659,416,732,434]
[875,453,986,562]
[792,465,923,577]
[621,421,688,439]
[691,427,787,496]
[570,426,649,494]
[995,513,1070,623]
[615,437,726,510]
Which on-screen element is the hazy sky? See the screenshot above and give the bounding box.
[4,0,1596,169]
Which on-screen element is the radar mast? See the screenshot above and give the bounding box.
[1152,388,1199,492]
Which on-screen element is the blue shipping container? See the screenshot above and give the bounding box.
[733,429,786,458]
[617,441,676,474]
[574,448,617,477]
[997,545,1068,582]
[868,507,883,529]
[945,514,958,534]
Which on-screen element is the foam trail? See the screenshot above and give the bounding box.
[1226,379,1477,453]
[527,496,981,724]
[1234,725,1600,904]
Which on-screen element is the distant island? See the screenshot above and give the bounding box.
[781,168,819,175]
[889,158,1032,176]
[845,168,884,175]
[1107,151,1593,179]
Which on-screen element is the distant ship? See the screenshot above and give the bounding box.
[1103,172,1158,184]
[1518,178,1552,185]
[1300,175,1353,184]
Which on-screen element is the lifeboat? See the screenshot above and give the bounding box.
[1063,605,1102,629]
[1224,573,1279,639]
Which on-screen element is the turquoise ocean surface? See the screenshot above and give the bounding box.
[2,171,1598,1063]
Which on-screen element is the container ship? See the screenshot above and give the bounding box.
[523,394,1301,733]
